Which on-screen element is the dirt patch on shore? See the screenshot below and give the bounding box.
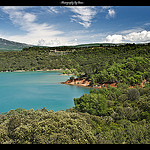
[61,78,91,87]
[61,78,149,89]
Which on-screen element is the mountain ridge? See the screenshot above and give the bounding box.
[0,38,33,51]
[1,37,150,51]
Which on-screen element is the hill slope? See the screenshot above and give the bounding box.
[0,38,33,51]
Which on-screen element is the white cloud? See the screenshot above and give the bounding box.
[46,6,59,14]
[101,6,112,10]
[68,6,97,28]
[107,9,115,18]
[123,30,150,42]
[99,6,116,19]
[1,6,69,46]
[119,28,144,34]
[144,22,150,26]
[105,34,123,43]
[1,6,95,46]
[105,30,150,43]
[1,6,31,11]
[23,13,36,22]
[78,21,91,28]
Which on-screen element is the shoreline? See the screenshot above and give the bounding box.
[59,73,75,76]
[61,77,92,88]
[1,69,148,89]
[61,78,149,89]
[0,68,63,73]
[61,82,92,88]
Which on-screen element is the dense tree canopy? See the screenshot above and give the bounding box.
[0,44,150,86]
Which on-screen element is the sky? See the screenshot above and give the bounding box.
[0,6,150,46]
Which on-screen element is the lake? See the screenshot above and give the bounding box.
[0,71,90,113]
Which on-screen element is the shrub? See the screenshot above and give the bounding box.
[127,88,140,101]
[69,76,75,81]
[74,93,107,116]
[118,94,128,102]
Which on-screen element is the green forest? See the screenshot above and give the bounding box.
[0,43,150,144]
[0,44,150,86]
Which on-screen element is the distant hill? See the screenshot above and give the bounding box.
[68,42,150,48]
[1,37,149,51]
[58,43,128,48]
[0,38,33,51]
[74,43,129,47]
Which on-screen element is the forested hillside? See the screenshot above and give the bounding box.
[62,44,150,86]
[0,43,149,86]
[0,43,150,144]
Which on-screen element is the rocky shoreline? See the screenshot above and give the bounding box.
[61,78,149,89]
[61,78,118,89]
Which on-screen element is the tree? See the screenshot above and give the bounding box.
[74,93,107,116]
[70,76,75,81]
[127,88,140,101]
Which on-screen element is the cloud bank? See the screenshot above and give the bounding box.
[105,30,150,43]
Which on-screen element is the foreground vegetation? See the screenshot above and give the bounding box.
[0,84,150,144]
[0,43,150,144]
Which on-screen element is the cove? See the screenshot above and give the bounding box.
[0,71,90,113]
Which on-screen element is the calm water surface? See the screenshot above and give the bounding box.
[0,71,90,113]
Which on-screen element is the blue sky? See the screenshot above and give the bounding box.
[0,6,150,46]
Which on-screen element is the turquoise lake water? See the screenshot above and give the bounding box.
[0,71,90,113]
